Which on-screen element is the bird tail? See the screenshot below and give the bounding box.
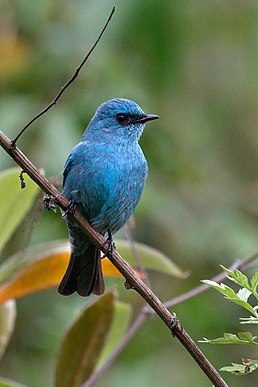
[58,244,105,296]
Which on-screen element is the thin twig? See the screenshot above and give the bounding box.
[11,6,115,146]
[0,131,228,387]
[162,253,258,311]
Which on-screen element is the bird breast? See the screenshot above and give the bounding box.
[88,143,148,234]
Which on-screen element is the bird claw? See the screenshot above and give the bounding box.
[43,194,57,212]
[102,230,116,258]
[124,279,136,290]
[62,200,77,217]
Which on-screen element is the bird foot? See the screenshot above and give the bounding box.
[124,279,136,290]
[43,194,57,213]
[102,230,116,258]
[62,200,77,217]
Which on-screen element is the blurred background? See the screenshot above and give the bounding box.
[1,0,258,386]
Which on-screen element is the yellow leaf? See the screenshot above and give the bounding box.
[0,244,123,303]
[102,257,123,277]
[0,250,67,303]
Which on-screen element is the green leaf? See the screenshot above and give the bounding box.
[238,332,257,342]
[220,360,258,375]
[229,298,256,316]
[0,167,40,253]
[97,301,132,369]
[221,267,258,300]
[221,266,251,291]
[250,272,258,295]
[54,290,115,387]
[0,377,27,387]
[200,332,258,345]
[0,300,16,360]
[202,280,239,299]
[202,280,257,316]
[115,239,186,278]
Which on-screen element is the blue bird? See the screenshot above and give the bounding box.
[58,98,159,296]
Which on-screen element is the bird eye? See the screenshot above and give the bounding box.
[116,113,129,124]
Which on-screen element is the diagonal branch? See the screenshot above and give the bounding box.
[11,6,115,146]
[0,130,228,387]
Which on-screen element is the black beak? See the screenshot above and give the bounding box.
[134,114,159,124]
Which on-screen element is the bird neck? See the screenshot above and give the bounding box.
[82,129,141,146]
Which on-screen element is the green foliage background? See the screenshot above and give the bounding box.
[1,1,258,386]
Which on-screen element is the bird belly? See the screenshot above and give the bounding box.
[90,163,147,234]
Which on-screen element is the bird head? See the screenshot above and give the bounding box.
[82,98,159,142]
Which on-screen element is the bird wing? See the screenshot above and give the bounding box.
[63,152,74,187]
[62,141,109,221]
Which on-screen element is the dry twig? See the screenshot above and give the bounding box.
[11,7,115,146]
